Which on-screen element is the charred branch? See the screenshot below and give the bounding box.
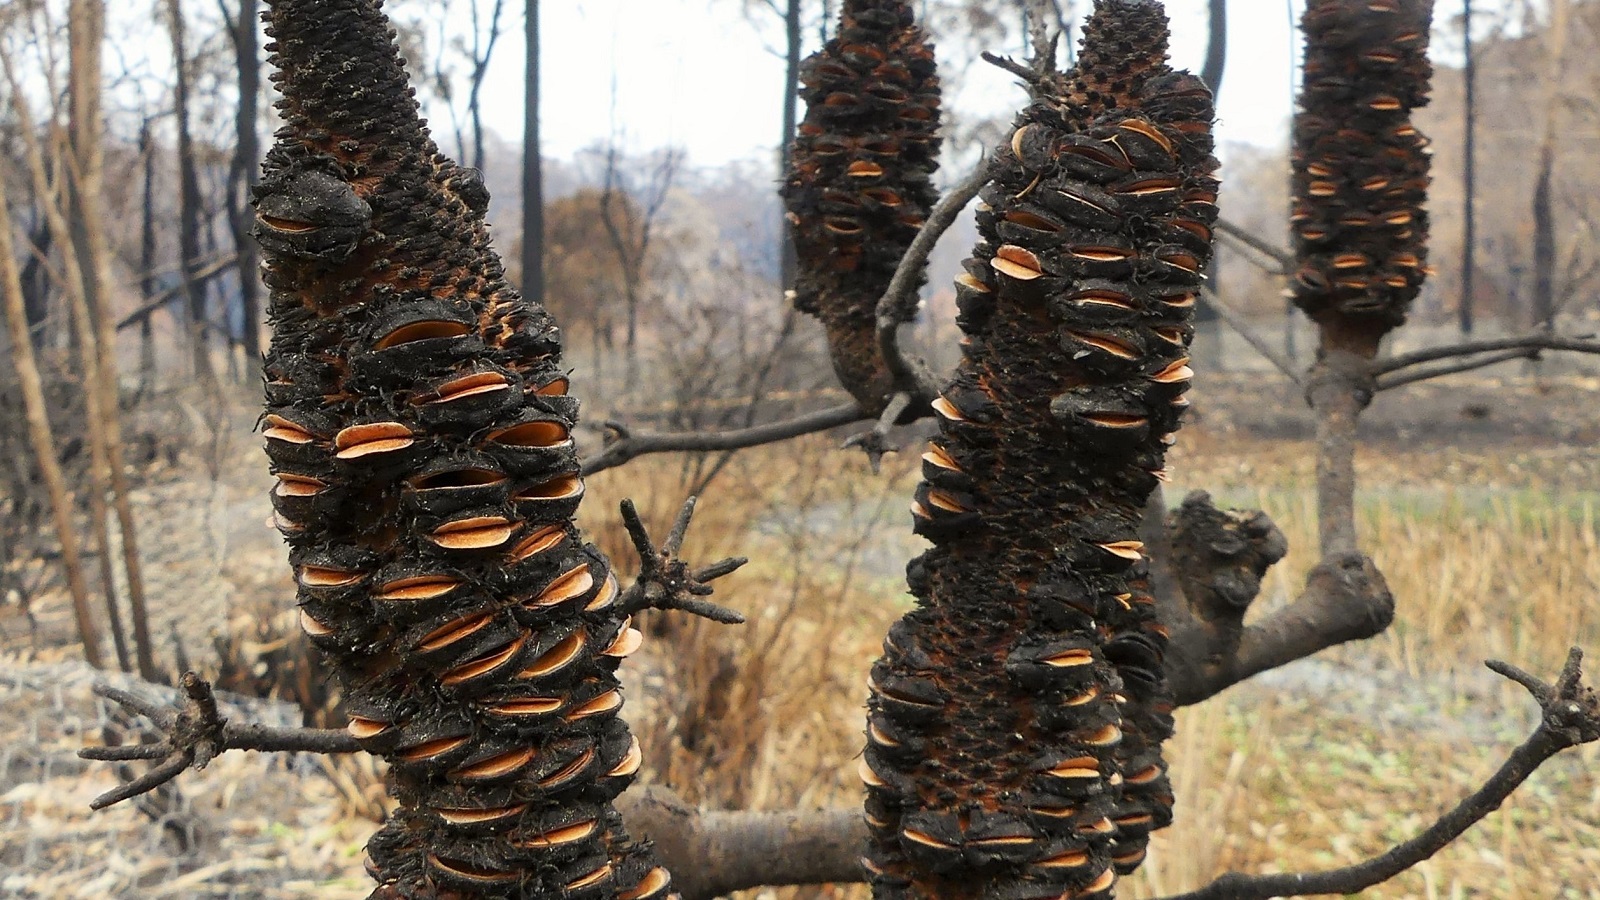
[1158,648,1600,900]
[80,674,361,810]
[616,497,747,625]
[580,401,870,475]
[1372,332,1600,377]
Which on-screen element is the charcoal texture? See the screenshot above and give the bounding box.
[256,1,672,897]
[782,0,941,413]
[1290,0,1432,329]
[862,3,1216,897]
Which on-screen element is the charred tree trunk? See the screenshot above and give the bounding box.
[0,177,105,670]
[521,0,545,306]
[254,0,675,894]
[68,0,157,680]
[779,0,802,290]
[782,0,941,415]
[1459,0,1475,334]
[227,0,264,374]
[167,0,218,389]
[860,3,1216,895]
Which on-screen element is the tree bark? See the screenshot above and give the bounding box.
[0,174,104,669]
[779,0,801,289]
[68,0,159,681]
[1459,0,1475,334]
[227,0,263,375]
[167,0,219,390]
[521,0,545,305]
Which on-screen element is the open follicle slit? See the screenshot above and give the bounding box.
[441,632,529,686]
[374,573,461,602]
[487,420,570,448]
[1068,331,1139,360]
[416,371,511,405]
[607,736,644,777]
[434,803,528,826]
[374,320,471,350]
[273,472,328,497]
[991,244,1044,280]
[922,444,961,472]
[515,475,585,501]
[537,748,595,789]
[564,689,623,722]
[298,565,363,588]
[333,422,414,459]
[1150,357,1193,384]
[426,854,518,884]
[263,414,315,444]
[397,734,470,763]
[452,746,536,781]
[601,622,644,658]
[516,632,585,680]
[419,612,494,653]
[524,565,594,609]
[515,819,597,849]
[430,516,518,550]
[508,524,566,562]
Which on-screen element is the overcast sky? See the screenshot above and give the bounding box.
[471,0,1311,169]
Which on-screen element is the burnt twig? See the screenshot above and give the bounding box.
[1372,333,1600,377]
[1158,647,1600,900]
[580,402,869,476]
[843,391,911,474]
[82,673,359,810]
[618,497,747,624]
[875,164,990,401]
[1375,348,1537,391]
[1216,218,1292,274]
[1201,287,1304,386]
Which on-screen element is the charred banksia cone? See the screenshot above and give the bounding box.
[861,2,1215,897]
[1291,0,1432,333]
[256,1,672,897]
[782,0,940,414]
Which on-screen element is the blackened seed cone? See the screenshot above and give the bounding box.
[783,0,942,414]
[257,0,677,896]
[862,2,1217,897]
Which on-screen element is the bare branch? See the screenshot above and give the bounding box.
[876,163,990,401]
[579,402,870,475]
[1157,648,1599,900]
[617,497,748,625]
[1372,332,1600,376]
[842,390,911,473]
[1216,218,1292,273]
[81,674,359,810]
[1201,287,1304,386]
[618,786,867,900]
[1375,348,1536,392]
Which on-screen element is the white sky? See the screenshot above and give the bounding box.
[472,0,1309,169]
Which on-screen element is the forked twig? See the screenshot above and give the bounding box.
[81,673,359,810]
[618,497,748,624]
[1158,647,1600,900]
[842,390,911,473]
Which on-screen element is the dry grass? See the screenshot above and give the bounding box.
[581,423,1600,899]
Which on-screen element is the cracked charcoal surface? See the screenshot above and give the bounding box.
[255,1,672,897]
[782,0,941,413]
[1290,0,1432,332]
[860,2,1216,897]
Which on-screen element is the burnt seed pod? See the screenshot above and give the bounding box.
[782,0,941,413]
[861,2,1216,896]
[255,0,676,897]
[1291,0,1432,329]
